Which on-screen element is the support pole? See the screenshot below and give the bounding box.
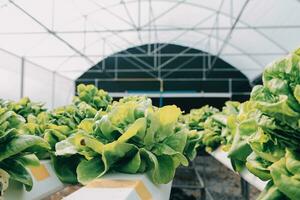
[51,71,56,109]
[159,79,163,107]
[20,57,25,98]
[229,78,232,98]
[240,178,249,200]
[114,56,118,80]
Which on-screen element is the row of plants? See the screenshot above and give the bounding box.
[0,84,201,198]
[183,48,300,200]
[1,48,300,200]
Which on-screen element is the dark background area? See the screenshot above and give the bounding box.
[76,44,259,111]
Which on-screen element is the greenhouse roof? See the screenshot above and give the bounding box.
[1,0,300,80]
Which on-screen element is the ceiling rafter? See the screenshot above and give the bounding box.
[152,0,289,53]
[121,0,137,28]
[1,0,297,81]
[161,51,204,79]
[87,0,147,54]
[205,0,225,54]
[192,29,265,68]
[60,67,262,73]
[2,25,300,35]
[136,0,143,43]
[105,40,157,79]
[88,0,137,29]
[151,13,216,54]
[141,0,186,28]
[209,0,250,69]
[157,38,207,70]
[77,77,249,82]
[25,52,285,59]
[8,0,95,67]
[101,0,288,55]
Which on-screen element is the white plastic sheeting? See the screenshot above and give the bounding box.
[0,0,300,81]
[0,50,21,101]
[0,49,74,108]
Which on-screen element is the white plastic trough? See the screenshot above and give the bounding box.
[3,160,64,200]
[210,147,267,191]
[3,160,172,200]
[64,173,172,200]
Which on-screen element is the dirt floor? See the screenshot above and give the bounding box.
[45,155,260,200]
[170,155,260,200]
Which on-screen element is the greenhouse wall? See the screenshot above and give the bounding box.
[0,48,74,108]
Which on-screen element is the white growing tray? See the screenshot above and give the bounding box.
[4,159,172,200]
[64,173,172,200]
[4,160,64,200]
[209,147,267,191]
[4,147,264,199]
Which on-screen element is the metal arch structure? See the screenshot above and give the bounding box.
[0,0,299,82]
[75,43,253,109]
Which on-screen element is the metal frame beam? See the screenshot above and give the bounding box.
[25,52,285,58]
[192,28,264,67]
[105,41,157,78]
[51,71,56,108]
[20,57,25,98]
[8,0,95,66]
[59,68,260,73]
[2,25,300,35]
[141,0,186,28]
[205,0,225,53]
[105,40,155,71]
[121,0,138,28]
[86,17,147,55]
[77,78,249,82]
[3,0,290,67]
[209,0,250,70]
[137,0,143,43]
[151,13,216,54]
[156,38,207,70]
[161,55,202,78]
[4,0,289,84]
[155,0,289,53]
[89,0,137,29]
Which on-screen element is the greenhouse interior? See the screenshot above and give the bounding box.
[1,0,300,199]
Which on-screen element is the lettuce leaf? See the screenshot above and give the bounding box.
[0,135,50,162]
